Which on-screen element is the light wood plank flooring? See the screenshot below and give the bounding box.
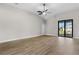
[0,35,79,55]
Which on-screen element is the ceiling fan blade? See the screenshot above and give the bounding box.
[37,11,43,15]
[45,9,48,12]
[42,9,48,13]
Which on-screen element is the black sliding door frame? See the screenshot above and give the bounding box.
[58,19,73,38]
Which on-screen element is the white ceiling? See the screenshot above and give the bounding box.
[5,3,79,19]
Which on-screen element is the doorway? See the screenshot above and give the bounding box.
[58,19,73,38]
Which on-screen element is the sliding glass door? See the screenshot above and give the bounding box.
[58,19,73,38]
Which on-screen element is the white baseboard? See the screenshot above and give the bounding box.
[0,35,41,43]
[73,37,79,39]
[46,34,57,37]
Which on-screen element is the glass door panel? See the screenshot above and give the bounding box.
[65,20,73,37]
[58,21,64,37]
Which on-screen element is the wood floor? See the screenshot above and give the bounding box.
[0,35,79,55]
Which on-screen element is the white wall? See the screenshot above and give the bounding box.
[0,4,44,42]
[46,9,79,38]
[46,17,57,36]
[41,20,47,35]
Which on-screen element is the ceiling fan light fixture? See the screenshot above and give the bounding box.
[37,3,49,16]
[43,12,47,15]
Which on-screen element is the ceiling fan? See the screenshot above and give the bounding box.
[37,3,50,16]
